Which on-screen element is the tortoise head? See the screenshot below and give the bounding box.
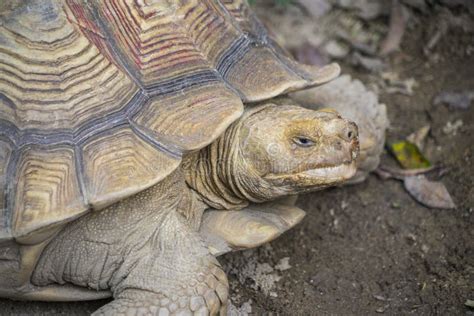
[229,104,359,201]
[184,102,359,209]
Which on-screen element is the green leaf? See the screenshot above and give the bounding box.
[388,141,431,169]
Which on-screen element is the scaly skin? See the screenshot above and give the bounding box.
[34,170,227,315]
[29,103,359,315]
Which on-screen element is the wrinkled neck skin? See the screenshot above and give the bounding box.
[184,106,290,210]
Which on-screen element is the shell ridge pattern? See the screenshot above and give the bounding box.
[0,140,19,239]
[0,0,331,240]
[0,92,143,148]
[73,144,87,206]
[0,0,318,148]
[221,0,312,81]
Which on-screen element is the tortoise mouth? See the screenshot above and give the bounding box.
[301,161,357,181]
[264,161,357,183]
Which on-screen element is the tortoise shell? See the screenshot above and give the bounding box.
[0,0,339,243]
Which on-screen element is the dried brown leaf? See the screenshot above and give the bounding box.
[406,125,430,150]
[377,165,436,180]
[404,175,455,209]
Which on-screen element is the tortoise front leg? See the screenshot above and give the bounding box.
[32,181,228,315]
[92,210,228,315]
[199,200,306,256]
[34,208,228,315]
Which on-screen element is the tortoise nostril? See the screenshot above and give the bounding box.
[339,123,357,142]
[346,123,358,141]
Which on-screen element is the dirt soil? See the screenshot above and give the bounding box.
[0,2,472,316]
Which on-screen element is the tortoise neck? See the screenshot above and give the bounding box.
[183,134,252,210]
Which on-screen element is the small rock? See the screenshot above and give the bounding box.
[442,119,463,135]
[421,244,429,253]
[226,250,282,296]
[465,299,474,308]
[227,300,252,316]
[341,200,349,209]
[376,304,390,313]
[373,294,388,301]
[275,257,292,271]
[391,201,401,208]
[405,233,417,245]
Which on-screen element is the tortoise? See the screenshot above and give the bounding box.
[0,0,387,315]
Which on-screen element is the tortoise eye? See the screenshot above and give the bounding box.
[293,136,315,147]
